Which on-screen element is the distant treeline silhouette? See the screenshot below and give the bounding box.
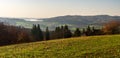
[0,20,120,46]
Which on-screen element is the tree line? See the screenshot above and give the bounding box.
[0,20,120,46]
[31,20,120,41]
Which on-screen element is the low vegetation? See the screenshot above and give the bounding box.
[0,35,120,58]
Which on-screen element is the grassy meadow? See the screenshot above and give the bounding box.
[0,35,120,58]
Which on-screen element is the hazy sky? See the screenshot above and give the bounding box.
[0,0,120,18]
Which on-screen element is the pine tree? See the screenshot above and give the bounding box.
[86,26,92,36]
[54,27,61,39]
[37,24,44,41]
[45,27,50,40]
[31,24,44,41]
[31,24,38,41]
[63,25,72,38]
[61,26,64,38]
[74,28,81,37]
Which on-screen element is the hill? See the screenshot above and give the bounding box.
[0,35,120,58]
[0,15,120,30]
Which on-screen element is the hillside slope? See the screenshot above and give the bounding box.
[0,35,120,58]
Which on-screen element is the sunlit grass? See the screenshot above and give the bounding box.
[0,35,120,58]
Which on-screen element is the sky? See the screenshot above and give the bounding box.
[0,0,120,18]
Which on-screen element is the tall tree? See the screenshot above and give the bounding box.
[37,24,44,41]
[74,28,81,37]
[31,24,37,40]
[45,27,50,40]
[63,25,72,38]
[54,27,60,39]
[31,24,44,41]
[61,26,64,38]
[86,26,92,36]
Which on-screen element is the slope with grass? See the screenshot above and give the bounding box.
[0,35,120,58]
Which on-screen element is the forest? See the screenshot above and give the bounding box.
[0,20,120,46]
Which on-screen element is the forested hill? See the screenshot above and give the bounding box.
[0,15,120,30]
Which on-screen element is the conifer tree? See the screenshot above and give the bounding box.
[37,24,44,41]
[86,26,92,36]
[63,25,72,38]
[54,27,61,39]
[45,27,50,40]
[31,24,37,40]
[31,24,44,41]
[61,26,64,38]
[74,28,81,37]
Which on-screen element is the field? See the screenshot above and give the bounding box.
[0,35,120,58]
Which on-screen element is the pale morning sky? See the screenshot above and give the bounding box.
[0,0,120,18]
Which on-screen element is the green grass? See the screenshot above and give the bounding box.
[0,35,120,58]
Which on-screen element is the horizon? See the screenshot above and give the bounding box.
[0,0,120,18]
[0,14,120,19]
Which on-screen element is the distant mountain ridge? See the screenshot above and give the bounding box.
[0,15,120,30]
